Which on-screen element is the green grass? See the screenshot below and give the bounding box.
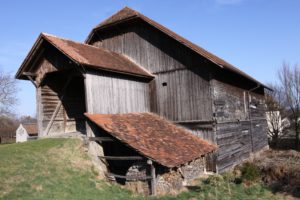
[0,139,136,200]
[0,139,296,200]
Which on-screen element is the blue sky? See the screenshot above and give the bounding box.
[0,0,299,117]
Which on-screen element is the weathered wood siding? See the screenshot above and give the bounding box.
[179,123,215,144]
[216,121,252,173]
[211,79,268,172]
[91,21,200,73]
[251,119,268,152]
[153,69,212,121]
[35,48,86,136]
[211,79,248,122]
[91,21,212,121]
[39,74,86,136]
[249,93,268,152]
[85,70,150,114]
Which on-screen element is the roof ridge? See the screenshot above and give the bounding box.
[41,32,117,54]
[92,6,140,30]
[87,7,268,89]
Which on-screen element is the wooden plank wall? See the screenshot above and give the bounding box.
[85,70,150,114]
[216,121,252,173]
[40,75,86,136]
[212,79,268,172]
[249,93,268,152]
[211,79,248,122]
[91,21,212,122]
[91,21,196,73]
[40,81,65,135]
[179,123,215,144]
[154,69,212,121]
[35,47,86,136]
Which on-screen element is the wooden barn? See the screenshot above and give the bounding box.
[15,7,269,194]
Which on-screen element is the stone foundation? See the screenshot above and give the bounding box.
[125,157,206,195]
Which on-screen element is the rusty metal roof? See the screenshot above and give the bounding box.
[22,124,38,136]
[85,112,217,168]
[15,33,153,79]
[86,7,268,89]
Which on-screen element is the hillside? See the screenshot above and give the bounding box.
[0,138,298,200]
[0,139,134,200]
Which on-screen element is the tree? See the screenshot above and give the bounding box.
[265,83,289,147]
[277,62,300,149]
[18,115,37,124]
[0,70,17,115]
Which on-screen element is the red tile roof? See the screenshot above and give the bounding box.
[15,33,153,79]
[86,7,269,89]
[85,112,217,168]
[22,124,38,136]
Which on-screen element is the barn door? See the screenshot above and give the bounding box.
[206,152,217,172]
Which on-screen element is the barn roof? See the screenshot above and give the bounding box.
[22,124,38,136]
[86,7,269,89]
[15,33,153,80]
[85,112,217,168]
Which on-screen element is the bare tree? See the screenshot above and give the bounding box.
[277,62,300,149]
[0,70,17,115]
[265,83,289,146]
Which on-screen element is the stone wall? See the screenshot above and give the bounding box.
[124,157,206,196]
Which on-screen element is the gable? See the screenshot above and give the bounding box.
[15,33,154,81]
[86,7,269,90]
[89,20,211,74]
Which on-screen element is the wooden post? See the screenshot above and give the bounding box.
[148,160,156,196]
[98,156,144,160]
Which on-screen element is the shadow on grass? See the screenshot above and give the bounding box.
[269,182,300,198]
[185,185,202,193]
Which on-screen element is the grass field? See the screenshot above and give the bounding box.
[0,138,297,200]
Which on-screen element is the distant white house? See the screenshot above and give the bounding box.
[16,124,38,143]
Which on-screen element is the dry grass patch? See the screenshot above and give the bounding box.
[254,149,300,198]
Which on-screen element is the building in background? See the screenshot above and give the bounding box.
[16,123,38,143]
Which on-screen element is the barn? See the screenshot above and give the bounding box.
[15,7,269,194]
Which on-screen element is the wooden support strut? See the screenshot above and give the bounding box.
[107,173,152,181]
[23,72,37,88]
[44,76,73,136]
[98,156,144,160]
[89,137,115,142]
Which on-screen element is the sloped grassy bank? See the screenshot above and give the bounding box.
[0,139,297,200]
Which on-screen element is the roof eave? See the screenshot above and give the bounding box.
[84,63,154,79]
[15,33,44,80]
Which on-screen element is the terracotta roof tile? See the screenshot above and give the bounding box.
[16,33,153,79]
[88,7,269,89]
[85,112,217,168]
[22,124,38,136]
[42,33,153,78]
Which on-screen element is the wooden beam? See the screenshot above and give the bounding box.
[98,156,144,160]
[26,75,37,88]
[149,160,156,196]
[89,137,115,142]
[22,72,37,77]
[44,76,73,135]
[44,102,62,135]
[107,173,152,181]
